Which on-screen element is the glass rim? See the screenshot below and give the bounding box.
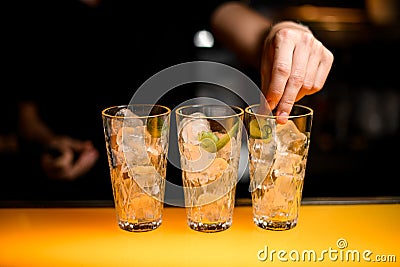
[102,104,171,119]
[245,104,313,119]
[175,104,244,119]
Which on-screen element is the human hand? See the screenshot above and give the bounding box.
[260,21,334,124]
[41,136,99,181]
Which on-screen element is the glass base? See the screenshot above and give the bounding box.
[118,219,161,232]
[253,217,297,231]
[188,219,232,233]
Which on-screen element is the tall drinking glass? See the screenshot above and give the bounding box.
[245,104,313,230]
[176,105,244,232]
[102,104,171,232]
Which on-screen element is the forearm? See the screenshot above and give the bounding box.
[18,101,55,145]
[210,1,272,69]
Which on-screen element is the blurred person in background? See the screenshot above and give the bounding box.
[7,0,332,201]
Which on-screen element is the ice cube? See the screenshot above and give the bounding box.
[116,108,143,128]
[182,143,202,161]
[276,120,307,154]
[180,143,215,173]
[117,126,150,165]
[197,192,219,206]
[203,157,228,182]
[275,174,296,200]
[129,165,161,194]
[249,138,276,163]
[145,130,160,157]
[250,165,271,192]
[111,109,143,135]
[216,134,237,161]
[129,192,159,219]
[272,152,295,178]
[248,138,276,192]
[185,157,228,186]
[179,112,210,145]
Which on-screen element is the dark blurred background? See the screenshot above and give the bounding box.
[1,0,399,203]
[195,0,400,198]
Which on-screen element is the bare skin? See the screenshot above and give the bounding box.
[17,1,333,181]
[16,0,102,181]
[211,2,334,123]
[18,102,99,181]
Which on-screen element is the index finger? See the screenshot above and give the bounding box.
[265,37,295,111]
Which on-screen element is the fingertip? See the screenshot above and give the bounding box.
[276,111,289,124]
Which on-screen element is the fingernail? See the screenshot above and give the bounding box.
[277,111,288,124]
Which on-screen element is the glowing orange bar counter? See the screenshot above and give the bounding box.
[0,199,399,267]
